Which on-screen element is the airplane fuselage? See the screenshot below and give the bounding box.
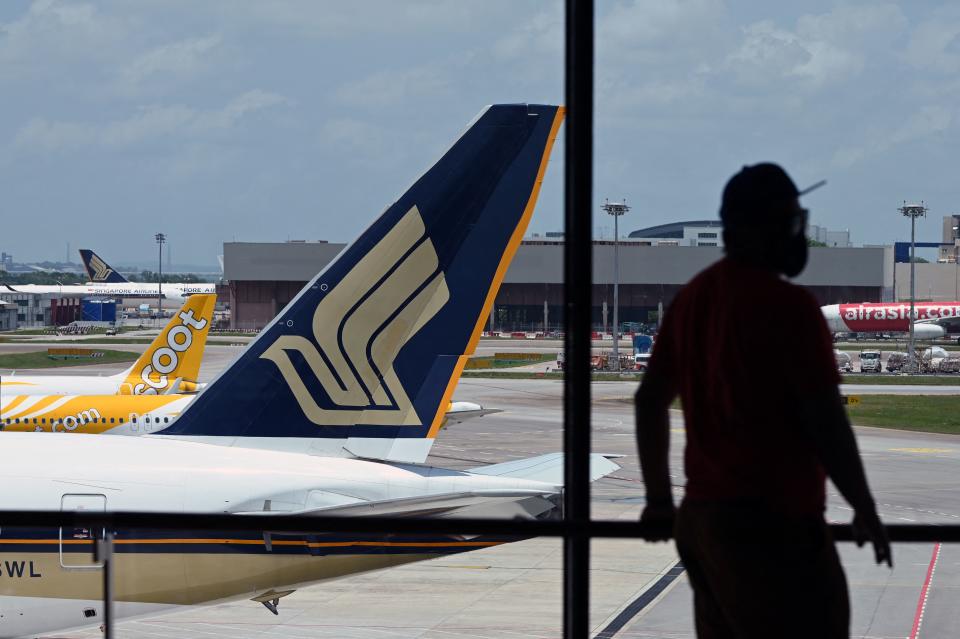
[820,302,959,339]
[0,394,488,463]
[1,373,128,397]
[0,433,552,638]
[1,282,215,304]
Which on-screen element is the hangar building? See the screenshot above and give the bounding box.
[223,239,893,331]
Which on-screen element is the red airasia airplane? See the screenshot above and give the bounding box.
[821,302,960,340]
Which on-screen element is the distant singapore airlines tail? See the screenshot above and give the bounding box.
[156,104,565,462]
[79,249,129,284]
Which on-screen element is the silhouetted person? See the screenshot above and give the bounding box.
[635,163,891,639]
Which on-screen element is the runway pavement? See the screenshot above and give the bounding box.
[9,361,959,638]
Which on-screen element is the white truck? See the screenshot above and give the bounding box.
[859,350,882,373]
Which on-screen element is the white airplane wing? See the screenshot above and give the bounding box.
[469,453,623,485]
[236,489,557,519]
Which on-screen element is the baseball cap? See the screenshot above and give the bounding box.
[720,163,825,228]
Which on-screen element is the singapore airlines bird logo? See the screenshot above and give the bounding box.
[260,206,449,426]
[89,254,114,282]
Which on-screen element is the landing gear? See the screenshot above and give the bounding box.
[260,599,280,616]
[251,588,296,616]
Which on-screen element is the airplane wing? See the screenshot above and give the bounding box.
[235,489,557,520]
[468,453,622,485]
[234,454,623,519]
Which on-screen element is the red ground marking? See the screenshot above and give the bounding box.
[909,542,941,639]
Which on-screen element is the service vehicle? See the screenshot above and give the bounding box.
[859,350,882,373]
[834,349,852,373]
[635,352,652,371]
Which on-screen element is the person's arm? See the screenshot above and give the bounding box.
[635,377,675,541]
[635,316,678,541]
[798,384,892,567]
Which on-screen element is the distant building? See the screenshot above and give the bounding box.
[0,252,12,272]
[939,215,960,263]
[627,219,851,249]
[627,220,723,247]
[0,300,17,330]
[224,238,890,331]
[808,224,852,247]
[0,293,81,328]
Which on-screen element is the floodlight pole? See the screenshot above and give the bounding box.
[155,233,166,322]
[899,203,927,371]
[603,199,629,371]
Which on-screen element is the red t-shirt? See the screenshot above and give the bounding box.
[645,257,840,515]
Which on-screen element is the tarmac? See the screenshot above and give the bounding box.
[2,343,959,637]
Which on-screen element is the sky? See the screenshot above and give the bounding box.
[2,1,959,267]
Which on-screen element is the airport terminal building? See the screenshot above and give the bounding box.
[223,237,894,331]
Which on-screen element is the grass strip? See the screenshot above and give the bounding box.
[835,342,960,351]
[464,369,960,387]
[462,370,639,381]
[0,349,140,370]
[609,394,960,435]
[846,395,960,434]
[0,337,250,345]
[841,374,960,386]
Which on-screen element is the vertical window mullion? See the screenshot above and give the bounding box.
[563,1,595,638]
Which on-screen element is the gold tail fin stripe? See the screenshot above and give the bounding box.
[261,206,448,427]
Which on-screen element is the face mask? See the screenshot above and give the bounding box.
[777,229,808,278]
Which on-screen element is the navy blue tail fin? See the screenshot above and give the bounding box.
[80,249,128,283]
[157,104,563,456]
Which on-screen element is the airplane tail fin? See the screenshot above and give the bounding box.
[157,104,564,463]
[118,294,216,395]
[79,249,129,283]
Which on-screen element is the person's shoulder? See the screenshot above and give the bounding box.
[682,259,726,293]
[779,279,820,308]
[775,280,830,329]
[669,261,721,312]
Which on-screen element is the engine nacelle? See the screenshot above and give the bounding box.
[913,323,947,339]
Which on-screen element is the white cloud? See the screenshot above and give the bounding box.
[12,90,289,152]
[493,6,562,60]
[0,0,130,79]
[905,19,960,73]
[170,1,515,38]
[727,4,907,88]
[335,67,451,107]
[118,35,222,92]
[831,105,954,168]
[598,0,727,49]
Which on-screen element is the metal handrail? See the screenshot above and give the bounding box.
[2,510,958,542]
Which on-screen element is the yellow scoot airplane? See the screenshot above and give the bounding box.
[0,295,216,431]
[0,290,488,435]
